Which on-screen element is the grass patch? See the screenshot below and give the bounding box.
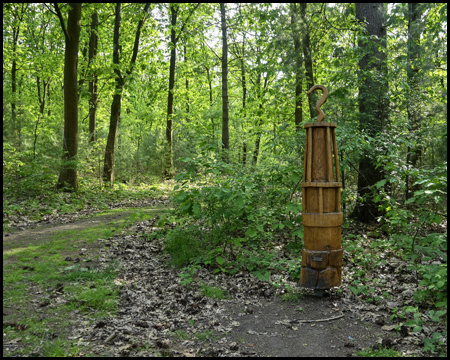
[172,329,218,342]
[200,283,228,300]
[3,206,167,356]
[356,346,401,357]
[165,224,205,267]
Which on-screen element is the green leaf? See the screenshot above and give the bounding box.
[292,229,304,238]
[216,256,225,265]
[192,202,200,215]
[233,238,242,247]
[375,179,387,189]
[413,326,422,333]
[235,195,245,207]
[245,228,257,237]
[291,171,301,184]
[253,270,271,282]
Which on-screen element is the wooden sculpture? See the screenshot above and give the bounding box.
[300,85,343,294]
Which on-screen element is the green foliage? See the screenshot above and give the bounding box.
[356,346,401,357]
[165,225,205,267]
[200,283,228,299]
[167,150,304,280]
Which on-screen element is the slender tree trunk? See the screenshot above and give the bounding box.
[103,3,151,184]
[163,4,177,180]
[290,4,303,131]
[88,12,99,144]
[103,3,123,184]
[253,60,268,166]
[241,34,247,166]
[351,3,389,222]
[300,3,318,119]
[184,44,190,123]
[11,26,18,145]
[220,3,229,161]
[34,77,50,159]
[10,5,27,148]
[405,3,422,202]
[205,66,214,142]
[56,3,82,191]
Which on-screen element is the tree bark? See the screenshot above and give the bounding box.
[103,3,123,184]
[56,3,81,191]
[220,3,230,162]
[88,12,99,144]
[10,4,27,149]
[240,34,247,165]
[184,44,190,122]
[290,4,303,131]
[252,58,268,166]
[11,25,18,145]
[205,66,214,142]
[163,4,178,180]
[351,3,389,222]
[103,3,151,184]
[301,3,318,120]
[34,77,50,159]
[405,3,422,202]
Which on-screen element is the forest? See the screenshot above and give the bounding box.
[3,3,447,357]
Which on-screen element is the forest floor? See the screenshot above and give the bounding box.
[2,198,444,357]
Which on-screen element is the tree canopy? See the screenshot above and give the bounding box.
[3,3,447,219]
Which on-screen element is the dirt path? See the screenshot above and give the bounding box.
[3,206,390,357]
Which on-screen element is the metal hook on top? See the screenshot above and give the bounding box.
[307,85,328,122]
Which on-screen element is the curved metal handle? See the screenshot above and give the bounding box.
[307,85,328,122]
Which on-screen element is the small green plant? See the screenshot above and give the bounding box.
[281,284,304,302]
[356,346,401,357]
[196,330,216,341]
[173,329,190,340]
[179,264,200,286]
[200,283,228,299]
[165,225,204,267]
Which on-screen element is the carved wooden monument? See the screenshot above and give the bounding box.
[300,85,343,294]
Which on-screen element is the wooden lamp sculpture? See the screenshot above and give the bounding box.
[300,85,343,296]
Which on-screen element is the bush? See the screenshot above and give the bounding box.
[167,150,304,277]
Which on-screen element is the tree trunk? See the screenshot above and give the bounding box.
[241,34,247,166]
[252,61,268,166]
[10,5,27,148]
[205,66,214,142]
[56,3,81,191]
[34,77,50,159]
[163,4,178,180]
[11,26,18,145]
[88,12,99,144]
[301,3,318,120]
[220,3,230,162]
[351,3,389,222]
[184,44,190,123]
[290,4,303,131]
[103,3,123,184]
[405,3,422,202]
[103,3,151,184]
